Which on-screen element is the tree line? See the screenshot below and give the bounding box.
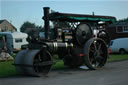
[20,21,70,33]
[118,17,128,22]
[20,21,43,33]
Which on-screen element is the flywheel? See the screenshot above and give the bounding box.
[75,24,93,46]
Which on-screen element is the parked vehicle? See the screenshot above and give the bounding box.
[109,38,128,54]
[0,32,28,54]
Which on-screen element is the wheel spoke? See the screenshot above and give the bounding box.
[96,56,103,63]
[95,61,99,67]
[38,54,42,61]
[94,56,101,67]
[90,46,95,52]
[98,43,102,51]
[93,41,98,51]
[92,58,99,68]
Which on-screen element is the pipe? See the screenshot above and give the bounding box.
[43,7,50,39]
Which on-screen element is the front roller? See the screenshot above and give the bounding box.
[84,38,108,70]
[14,49,53,77]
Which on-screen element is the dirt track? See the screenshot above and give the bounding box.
[0,60,128,85]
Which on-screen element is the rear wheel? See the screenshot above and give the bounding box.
[83,38,108,70]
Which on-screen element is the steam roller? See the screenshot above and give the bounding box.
[13,23,108,77]
[13,7,115,77]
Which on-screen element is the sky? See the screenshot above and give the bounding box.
[1,0,128,31]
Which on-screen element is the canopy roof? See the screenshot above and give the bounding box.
[49,12,116,23]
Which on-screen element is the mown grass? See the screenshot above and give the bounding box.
[0,54,128,77]
[0,61,18,77]
[108,54,128,62]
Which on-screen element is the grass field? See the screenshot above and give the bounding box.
[0,54,128,77]
[0,61,17,77]
[108,54,128,62]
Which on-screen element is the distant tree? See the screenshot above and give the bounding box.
[20,21,36,32]
[118,17,128,22]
